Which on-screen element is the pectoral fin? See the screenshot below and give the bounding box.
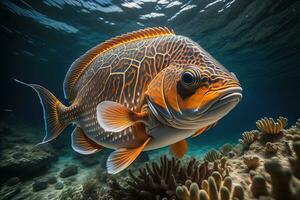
[96,101,147,132]
[170,139,188,158]
[106,137,151,174]
[71,127,103,155]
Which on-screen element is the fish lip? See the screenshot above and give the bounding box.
[197,86,242,115]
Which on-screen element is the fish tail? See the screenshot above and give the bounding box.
[15,79,71,144]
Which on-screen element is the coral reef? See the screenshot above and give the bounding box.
[59,187,83,200]
[105,155,232,200]
[82,178,100,200]
[250,174,268,198]
[289,141,300,179]
[265,158,300,200]
[100,118,300,200]
[219,143,233,156]
[203,149,221,162]
[283,119,300,141]
[264,142,278,155]
[238,130,259,149]
[243,156,260,170]
[0,143,57,181]
[256,116,288,134]
[0,125,57,182]
[176,171,245,200]
[123,155,212,199]
[2,118,300,200]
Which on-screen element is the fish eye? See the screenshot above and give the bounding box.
[182,71,194,84]
[180,67,201,88]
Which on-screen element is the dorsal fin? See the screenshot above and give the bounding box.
[63,27,175,101]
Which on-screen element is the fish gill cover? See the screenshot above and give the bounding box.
[0,0,299,199]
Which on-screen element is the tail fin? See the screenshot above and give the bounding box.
[15,79,69,144]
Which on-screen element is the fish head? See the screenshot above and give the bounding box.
[146,59,242,131]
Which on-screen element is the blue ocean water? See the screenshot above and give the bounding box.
[0,0,300,199]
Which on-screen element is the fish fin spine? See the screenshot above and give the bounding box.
[96,101,146,132]
[106,137,151,174]
[15,79,70,144]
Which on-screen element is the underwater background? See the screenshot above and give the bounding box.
[0,0,300,199]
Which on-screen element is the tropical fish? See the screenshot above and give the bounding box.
[16,27,242,174]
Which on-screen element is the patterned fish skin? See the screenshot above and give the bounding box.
[64,33,241,150]
[16,28,242,176]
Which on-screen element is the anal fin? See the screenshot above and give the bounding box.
[71,127,103,155]
[170,139,188,158]
[106,137,151,174]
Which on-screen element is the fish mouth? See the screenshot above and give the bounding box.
[198,87,242,119]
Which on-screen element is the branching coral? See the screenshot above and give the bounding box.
[212,158,230,178]
[204,149,221,162]
[118,155,212,199]
[256,116,288,134]
[176,172,244,200]
[105,155,231,200]
[264,158,300,200]
[243,156,260,170]
[238,130,258,148]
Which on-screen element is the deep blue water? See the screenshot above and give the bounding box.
[1,0,300,148]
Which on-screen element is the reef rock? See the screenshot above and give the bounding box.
[55,181,64,190]
[32,180,48,192]
[60,165,78,178]
[0,144,57,181]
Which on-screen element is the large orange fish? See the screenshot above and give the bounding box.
[17,27,242,174]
